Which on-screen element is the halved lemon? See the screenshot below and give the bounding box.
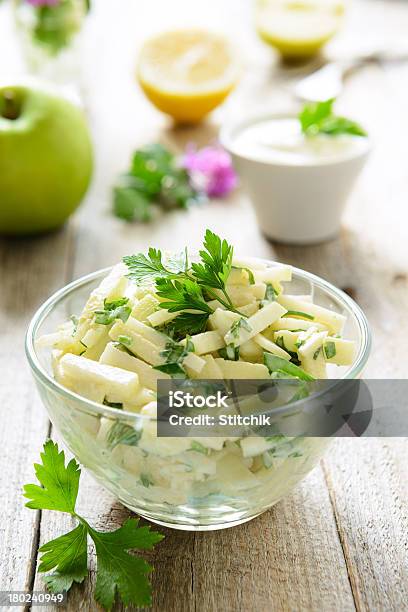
[256,0,345,59]
[137,29,239,124]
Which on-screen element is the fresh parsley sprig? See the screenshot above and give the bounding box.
[124,248,182,284]
[24,441,163,610]
[155,278,213,314]
[123,230,244,338]
[299,99,367,138]
[113,144,200,222]
[191,230,234,309]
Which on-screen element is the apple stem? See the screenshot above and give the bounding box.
[1,90,21,120]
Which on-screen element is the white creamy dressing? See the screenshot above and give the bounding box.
[231,117,367,165]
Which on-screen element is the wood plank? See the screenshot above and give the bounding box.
[323,439,408,612]
[0,227,73,595]
[191,466,355,612]
[33,458,355,612]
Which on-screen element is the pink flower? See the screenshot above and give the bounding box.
[182,144,237,198]
[26,0,60,6]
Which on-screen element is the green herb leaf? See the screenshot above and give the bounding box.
[114,143,200,224]
[261,283,278,307]
[113,180,152,222]
[123,248,175,284]
[154,337,195,379]
[275,336,301,365]
[38,524,88,580]
[156,278,212,314]
[323,341,337,360]
[94,298,131,326]
[23,440,80,513]
[189,441,210,455]
[263,353,315,381]
[230,317,252,342]
[313,347,322,360]
[106,422,142,449]
[32,3,83,55]
[192,229,233,292]
[283,310,315,321]
[117,335,132,347]
[165,312,210,339]
[140,474,154,488]
[299,99,367,137]
[218,343,240,361]
[23,441,163,611]
[43,570,86,594]
[90,519,164,610]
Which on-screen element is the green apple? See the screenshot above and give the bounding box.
[0,82,93,235]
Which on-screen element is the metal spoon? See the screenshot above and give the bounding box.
[293,43,408,102]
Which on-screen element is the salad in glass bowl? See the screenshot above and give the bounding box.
[26,230,370,530]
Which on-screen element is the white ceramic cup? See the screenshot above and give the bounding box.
[221,113,371,245]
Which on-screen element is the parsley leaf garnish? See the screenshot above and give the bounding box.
[123,230,243,335]
[94,298,131,326]
[218,343,240,361]
[229,317,252,344]
[323,341,337,360]
[299,99,367,138]
[123,248,174,284]
[283,310,315,321]
[154,337,195,378]
[156,278,213,314]
[191,229,234,308]
[165,312,210,339]
[261,283,278,307]
[23,441,163,610]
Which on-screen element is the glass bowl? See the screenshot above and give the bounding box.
[26,263,371,531]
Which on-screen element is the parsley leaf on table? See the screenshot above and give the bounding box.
[113,143,200,223]
[113,176,152,222]
[24,440,80,513]
[299,99,367,137]
[94,298,131,325]
[39,525,88,590]
[23,441,163,610]
[90,520,160,611]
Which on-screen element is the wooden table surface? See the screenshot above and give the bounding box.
[1,0,407,610]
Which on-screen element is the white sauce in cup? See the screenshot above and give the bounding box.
[231,117,367,165]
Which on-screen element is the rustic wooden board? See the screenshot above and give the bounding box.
[0,229,73,595]
[1,0,408,611]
